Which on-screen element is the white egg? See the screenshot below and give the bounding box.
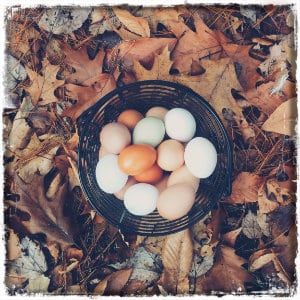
[95,154,128,193]
[184,137,217,178]
[164,108,196,142]
[124,183,158,216]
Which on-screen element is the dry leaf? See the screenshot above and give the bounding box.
[62,44,106,84]
[6,228,21,261]
[249,248,276,272]
[63,73,116,120]
[196,246,253,293]
[94,268,132,295]
[159,229,193,294]
[222,228,242,247]
[224,172,262,204]
[112,7,150,39]
[25,57,64,106]
[262,98,297,136]
[241,211,270,239]
[133,48,255,141]
[9,174,75,249]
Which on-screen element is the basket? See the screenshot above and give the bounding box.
[77,80,232,236]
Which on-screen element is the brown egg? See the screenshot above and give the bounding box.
[118,144,157,175]
[154,175,169,193]
[134,164,163,184]
[114,177,137,200]
[100,122,131,154]
[157,183,195,220]
[99,145,110,159]
[146,106,168,120]
[167,165,200,192]
[157,139,184,171]
[117,109,144,130]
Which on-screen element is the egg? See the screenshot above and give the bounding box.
[184,137,217,178]
[117,109,144,130]
[95,154,128,193]
[146,106,168,120]
[134,163,163,184]
[164,108,196,142]
[124,183,158,216]
[114,177,137,200]
[157,139,184,171]
[157,183,195,220]
[99,145,110,159]
[167,165,200,192]
[100,122,131,154]
[154,175,169,193]
[133,116,165,147]
[118,144,157,175]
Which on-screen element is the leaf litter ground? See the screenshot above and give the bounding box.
[3,5,297,296]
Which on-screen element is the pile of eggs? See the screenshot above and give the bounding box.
[95,106,217,221]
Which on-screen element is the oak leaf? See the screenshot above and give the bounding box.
[196,246,254,293]
[25,57,64,106]
[133,47,255,141]
[158,229,193,294]
[223,172,263,204]
[61,44,106,84]
[9,174,75,249]
[262,98,297,136]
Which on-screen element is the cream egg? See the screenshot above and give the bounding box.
[96,154,128,193]
[124,183,158,216]
[184,137,217,178]
[146,106,168,120]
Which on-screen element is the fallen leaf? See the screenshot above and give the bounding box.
[6,228,21,261]
[94,268,132,295]
[189,254,214,278]
[248,248,276,272]
[223,172,262,204]
[6,54,27,90]
[159,229,193,294]
[242,211,270,239]
[25,57,64,105]
[62,72,116,120]
[196,246,254,293]
[133,47,255,141]
[61,44,106,84]
[262,98,297,136]
[9,174,75,249]
[27,275,50,293]
[222,228,242,247]
[90,7,113,35]
[112,7,150,39]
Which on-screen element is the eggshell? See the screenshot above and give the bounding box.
[117,109,144,130]
[154,175,169,193]
[146,106,168,120]
[164,108,196,142]
[124,183,158,216]
[133,117,165,147]
[157,139,184,171]
[114,177,137,200]
[184,137,217,178]
[95,154,128,193]
[167,165,200,192]
[134,164,163,184]
[100,122,131,154]
[118,144,157,175]
[99,145,110,159]
[157,183,195,220]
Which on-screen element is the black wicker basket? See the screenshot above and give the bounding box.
[78,80,232,236]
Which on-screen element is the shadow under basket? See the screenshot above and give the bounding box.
[77,80,232,236]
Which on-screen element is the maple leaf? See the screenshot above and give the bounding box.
[9,173,75,249]
[61,44,106,84]
[196,246,254,293]
[133,47,255,141]
[158,229,193,294]
[25,57,64,106]
[62,73,116,120]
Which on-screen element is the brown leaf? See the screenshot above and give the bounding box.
[262,98,297,136]
[223,172,263,204]
[242,80,296,115]
[64,247,83,262]
[25,57,64,105]
[196,246,254,293]
[222,228,242,248]
[94,268,133,295]
[159,229,193,294]
[112,8,150,39]
[249,248,276,272]
[62,73,116,120]
[6,228,21,261]
[222,43,262,90]
[61,44,106,84]
[10,174,75,249]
